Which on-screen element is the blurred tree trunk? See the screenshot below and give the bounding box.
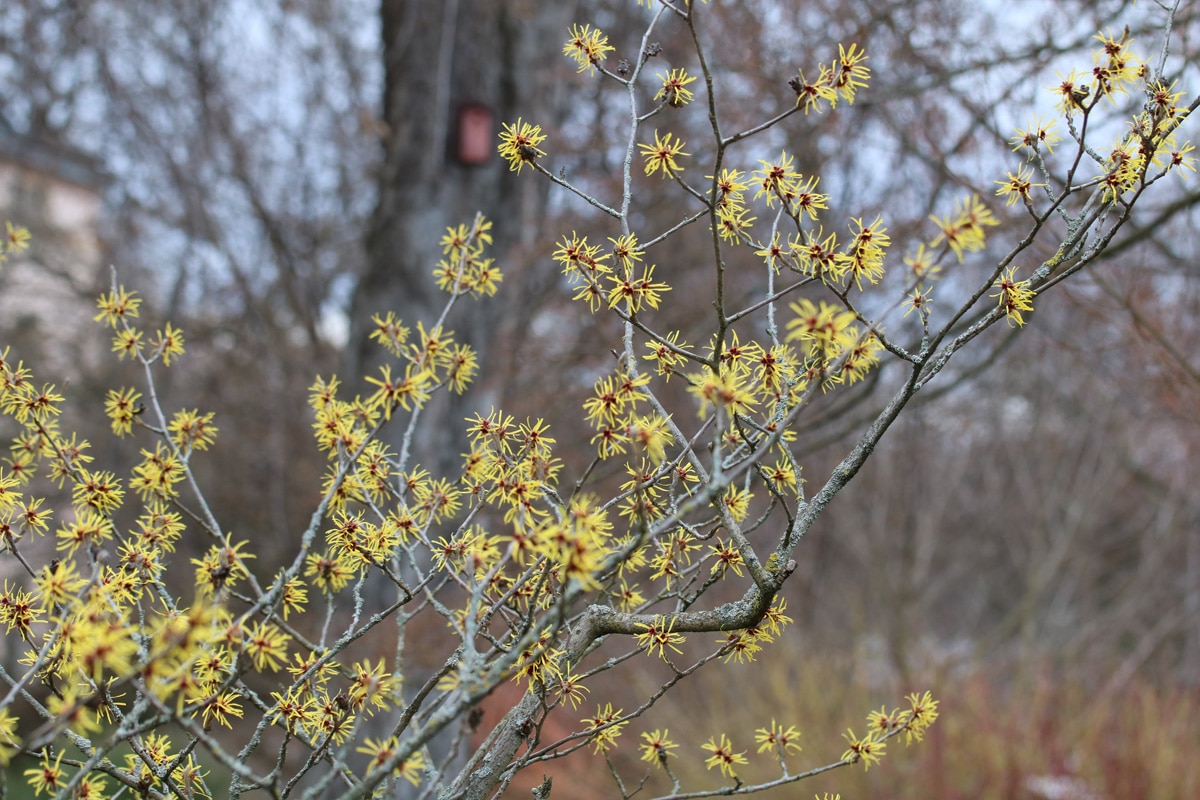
[350,0,573,472]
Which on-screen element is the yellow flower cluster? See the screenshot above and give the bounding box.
[842,690,940,770]
[717,596,793,663]
[701,732,749,778]
[563,23,614,75]
[95,285,185,366]
[352,315,477,428]
[995,164,1047,208]
[265,652,401,745]
[720,152,895,294]
[583,702,628,753]
[634,690,934,789]
[790,42,870,114]
[1038,33,1194,207]
[1051,29,1145,116]
[991,266,1037,327]
[25,731,208,799]
[435,216,502,298]
[928,194,1000,263]
[782,299,881,388]
[0,221,30,270]
[755,719,803,757]
[583,369,653,457]
[752,151,829,215]
[0,215,479,797]
[554,230,672,314]
[0,6,1184,793]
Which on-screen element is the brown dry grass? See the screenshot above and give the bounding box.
[497,646,1200,800]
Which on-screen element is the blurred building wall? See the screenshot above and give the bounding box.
[0,125,106,378]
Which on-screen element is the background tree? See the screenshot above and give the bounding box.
[349,0,577,472]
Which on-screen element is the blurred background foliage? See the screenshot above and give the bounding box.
[2,0,1199,796]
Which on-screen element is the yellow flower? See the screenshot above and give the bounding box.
[656,68,697,106]
[583,702,627,753]
[1049,69,1091,114]
[837,215,890,289]
[701,733,748,778]
[368,311,409,356]
[608,232,644,269]
[643,331,691,380]
[688,366,757,418]
[613,579,645,612]
[563,23,614,74]
[24,750,67,796]
[243,621,290,672]
[995,164,1046,207]
[640,729,678,766]
[719,629,763,663]
[715,205,756,242]
[5,221,30,254]
[841,728,886,770]
[305,550,357,594]
[639,130,688,177]
[753,150,801,208]
[792,65,838,114]
[1168,139,1196,176]
[866,705,906,737]
[710,167,749,209]
[755,719,802,755]
[130,445,184,502]
[199,690,244,729]
[785,298,858,362]
[279,577,308,620]
[169,408,218,451]
[904,690,940,744]
[831,42,870,104]
[152,322,185,366]
[112,327,143,360]
[556,667,590,710]
[5,382,64,425]
[74,624,139,682]
[497,118,546,173]
[991,266,1036,326]
[36,559,85,609]
[56,507,114,555]
[357,737,426,785]
[364,363,432,417]
[192,540,255,597]
[104,387,143,437]
[1010,115,1061,155]
[707,539,744,577]
[928,195,998,262]
[635,616,686,660]
[93,286,141,326]
[722,485,753,523]
[606,264,671,313]
[626,414,673,464]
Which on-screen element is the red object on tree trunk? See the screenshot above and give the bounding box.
[456,102,493,165]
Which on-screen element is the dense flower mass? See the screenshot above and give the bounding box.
[0,5,1191,800]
